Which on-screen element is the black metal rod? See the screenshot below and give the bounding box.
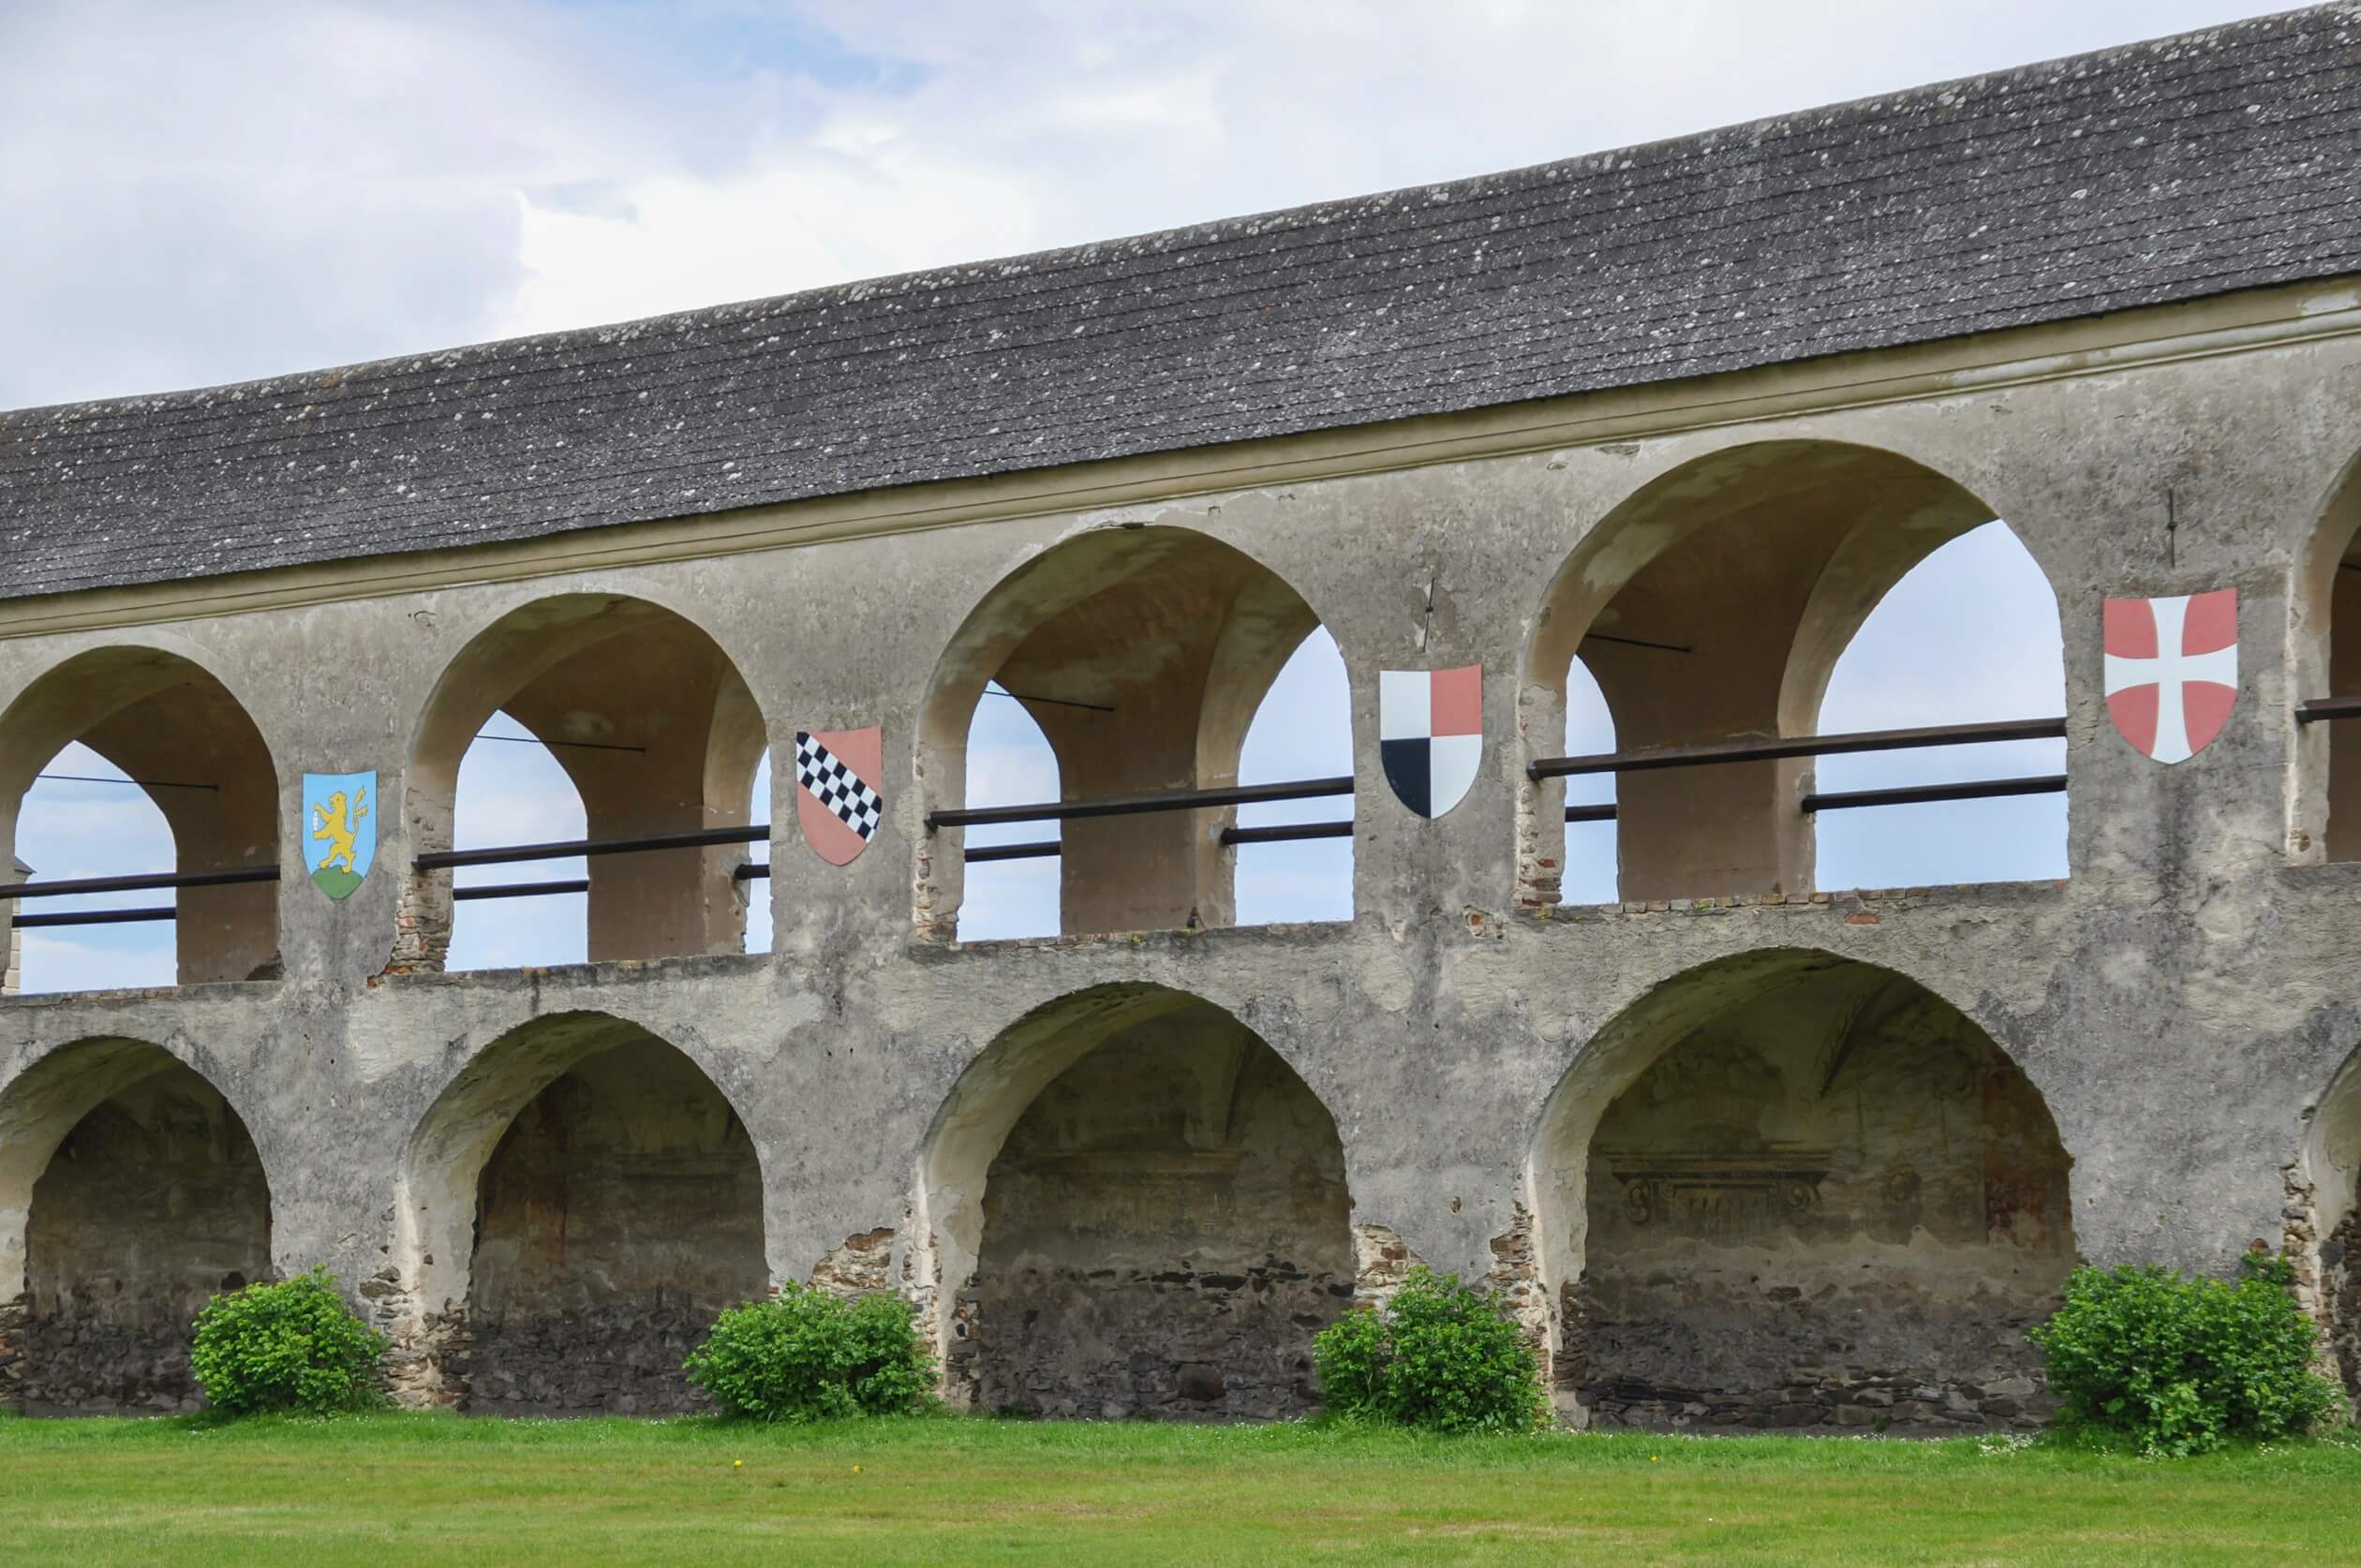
[1222,821,1354,846]
[965,839,1063,863]
[1565,803,1618,823]
[415,823,769,872]
[473,732,647,755]
[1,864,279,902]
[931,777,1353,830]
[1581,632,1692,655]
[2296,696,2361,724]
[1529,717,2068,780]
[34,773,218,791]
[10,906,179,929]
[1801,775,2069,813]
[453,879,589,902]
[985,688,1115,715]
[735,864,771,882]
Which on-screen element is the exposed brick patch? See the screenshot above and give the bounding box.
[1351,1223,1420,1310]
[809,1227,898,1298]
[0,1294,25,1410]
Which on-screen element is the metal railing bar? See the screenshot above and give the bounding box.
[1801,775,2068,813]
[965,839,1063,864]
[931,777,1353,831]
[735,864,770,882]
[1529,717,2068,780]
[1,865,279,902]
[452,879,590,902]
[2296,696,2361,724]
[415,824,769,872]
[1223,821,1353,846]
[10,907,179,928]
[1565,804,1618,823]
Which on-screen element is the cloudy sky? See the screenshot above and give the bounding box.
[5,0,2273,987]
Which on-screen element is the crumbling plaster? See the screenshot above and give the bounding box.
[2,307,2361,1412]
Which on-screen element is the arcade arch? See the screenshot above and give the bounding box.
[918,527,1340,940]
[2300,1043,2361,1406]
[2299,450,2361,862]
[0,1037,273,1413]
[400,595,768,971]
[1523,441,2064,905]
[915,984,1353,1419]
[1527,950,2074,1432]
[397,1012,767,1414]
[0,647,279,987]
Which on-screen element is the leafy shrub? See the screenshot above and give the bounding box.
[189,1267,388,1415]
[2028,1250,2339,1455]
[683,1284,936,1422]
[1313,1266,1544,1433]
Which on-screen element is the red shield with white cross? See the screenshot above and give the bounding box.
[2101,589,2237,764]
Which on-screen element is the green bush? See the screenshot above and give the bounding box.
[189,1267,388,1416]
[1313,1266,1544,1433]
[2027,1250,2339,1455]
[683,1284,936,1422]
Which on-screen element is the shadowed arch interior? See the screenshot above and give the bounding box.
[396,1012,766,1415]
[1527,950,2074,1433]
[0,1037,273,1413]
[1521,441,2052,905]
[398,595,768,971]
[915,984,1353,1420]
[2300,450,2361,861]
[0,647,280,985]
[916,527,1328,939]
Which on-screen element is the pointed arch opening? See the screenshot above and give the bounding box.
[0,1037,274,1413]
[397,1012,767,1414]
[1,647,279,989]
[917,527,1345,940]
[914,984,1354,1419]
[2297,449,2361,861]
[1527,950,2075,1432]
[400,595,768,972]
[1522,441,2065,906]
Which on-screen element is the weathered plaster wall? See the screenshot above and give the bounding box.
[0,289,2357,1424]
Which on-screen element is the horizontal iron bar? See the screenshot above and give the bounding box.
[931,777,1353,830]
[1529,717,2067,780]
[1565,803,1618,823]
[1801,775,2069,813]
[2296,696,2361,724]
[416,823,769,872]
[965,839,1062,864]
[10,906,178,928]
[35,773,218,791]
[735,864,770,881]
[1222,821,1353,846]
[453,879,589,902]
[1,864,279,902]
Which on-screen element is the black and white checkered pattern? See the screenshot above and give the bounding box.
[794,732,884,840]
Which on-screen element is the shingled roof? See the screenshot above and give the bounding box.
[4,7,2358,605]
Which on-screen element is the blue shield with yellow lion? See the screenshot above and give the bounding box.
[302,771,376,899]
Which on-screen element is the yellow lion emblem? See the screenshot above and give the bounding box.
[310,787,370,875]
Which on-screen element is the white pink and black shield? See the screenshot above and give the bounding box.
[2101,589,2237,763]
[1378,665,1482,819]
[794,726,884,865]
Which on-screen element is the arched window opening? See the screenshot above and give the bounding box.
[1523,442,2059,905]
[400,597,767,972]
[0,648,279,990]
[1,1039,273,1413]
[447,714,587,971]
[919,528,1339,940]
[744,748,773,954]
[1557,657,1617,906]
[1815,523,2067,889]
[1234,629,1353,925]
[958,683,1062,941]
[9,744,177,993]
[2309,458,2361,862]
[1529,952,2074,1432]
[918,985,1353,1420]
[399,1013,766,1415]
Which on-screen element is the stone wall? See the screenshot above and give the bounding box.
[462,1040,767,1415]
[2324,1207,2361,1407]
[1567,964,2073,1433]
[968,1011,1353,1420]
[19,1065,271,1413]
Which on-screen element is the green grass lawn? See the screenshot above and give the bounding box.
[1,1411,2354,1566]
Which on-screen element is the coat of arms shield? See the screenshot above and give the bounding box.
[2101,589,2238,764]
[795,727,884,865]
[1378,665,1482,819]
[302,770,376,899]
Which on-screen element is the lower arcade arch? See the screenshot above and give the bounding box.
[917,984,1354,1420]
[399,1013,766,1415]
[1528,951,2075,1432]
[0,1038,273,1413]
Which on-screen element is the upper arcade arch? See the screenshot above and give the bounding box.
[917,526,1337,940]
[1520,440,2062,906]
[398,593,769,971]
[1525,948,2075,1431]
[2295,447,2361,862]
[0,645,280,987]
